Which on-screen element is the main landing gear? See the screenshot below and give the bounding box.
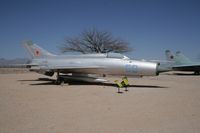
[55,71,65,85]
[194,71,200,75]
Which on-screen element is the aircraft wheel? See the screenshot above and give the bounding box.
[56,77,64,85]
[194,71,200,75]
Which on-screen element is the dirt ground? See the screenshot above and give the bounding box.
[0,71,200,133]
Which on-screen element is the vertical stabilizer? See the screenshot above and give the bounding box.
[175,51,192,64]
[22,41,55,59]
[165,50,175,61]
[165,50,192,65]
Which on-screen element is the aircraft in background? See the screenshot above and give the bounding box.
[165,50,200,75]
[22,41,166,84]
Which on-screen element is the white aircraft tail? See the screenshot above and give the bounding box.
[22,41,55,59]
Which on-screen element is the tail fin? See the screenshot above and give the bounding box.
[165,50,175,61]
[165,50,192,65]
[22,41,55,59]
[175,51,191,64]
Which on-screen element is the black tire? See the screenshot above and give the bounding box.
[194,71,200,75]
[56,77,64,85]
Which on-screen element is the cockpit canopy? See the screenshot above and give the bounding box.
[106,53,129,60]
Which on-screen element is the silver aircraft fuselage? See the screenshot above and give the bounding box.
[31,56,158,77]
[23,42,162,82]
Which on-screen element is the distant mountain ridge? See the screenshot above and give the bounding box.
[0,58,30,67]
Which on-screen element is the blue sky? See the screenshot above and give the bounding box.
[0,0,200,60]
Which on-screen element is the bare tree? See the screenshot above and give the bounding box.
[60,28,131,54]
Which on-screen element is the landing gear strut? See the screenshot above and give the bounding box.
[55,71,64,85]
